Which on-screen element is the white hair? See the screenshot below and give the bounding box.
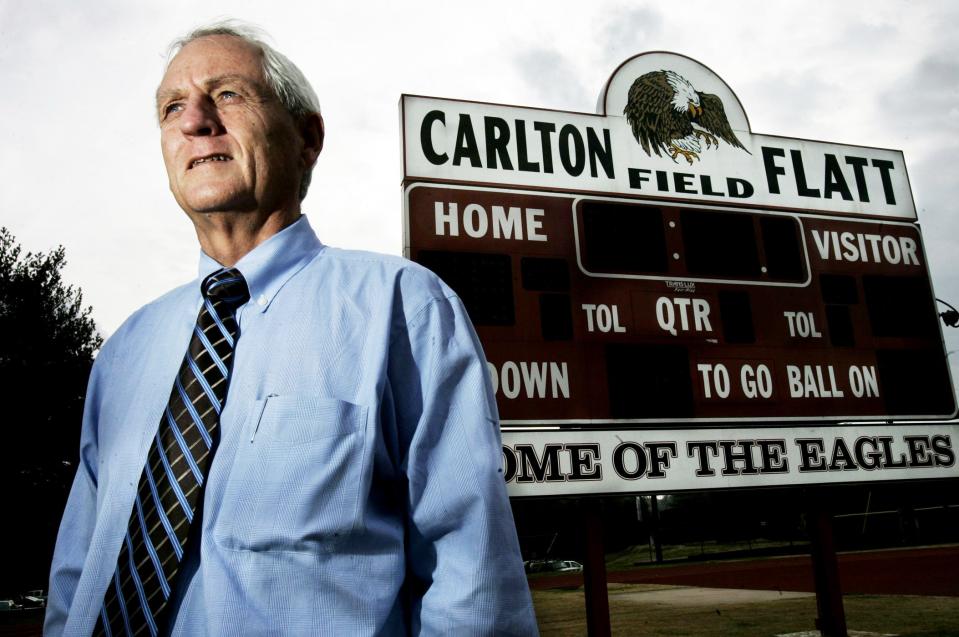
[165,20,321,200]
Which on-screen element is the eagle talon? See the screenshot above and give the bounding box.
[668,144,698,165]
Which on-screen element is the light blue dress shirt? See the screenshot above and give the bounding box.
[45,216,537,636]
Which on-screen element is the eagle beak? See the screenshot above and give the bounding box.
[688,102,702,118]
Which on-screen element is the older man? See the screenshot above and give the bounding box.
[46,22,536,636]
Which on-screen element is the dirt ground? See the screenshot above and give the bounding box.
[533,585,959,636]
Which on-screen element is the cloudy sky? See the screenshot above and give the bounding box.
[2,0,958,382]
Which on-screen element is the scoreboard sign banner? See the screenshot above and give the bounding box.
[401,51,956,493]
[402,53,916,220]
[503,424,959,497]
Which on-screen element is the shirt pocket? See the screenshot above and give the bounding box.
[213,395,369,554]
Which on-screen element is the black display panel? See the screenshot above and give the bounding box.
[522,257,570,291]
[606,344,694,418]
[825,305,855,347]
[417,250,514,326]
[876,349,954,415]
[681,208,761,278]
[718,290,755,344]
[539,294,573,341]
[863,275,938,339]
[580,201,668,274]
[820,274,858,305]
[760,216,806,282]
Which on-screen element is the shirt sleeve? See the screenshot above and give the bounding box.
[44,355,106,636]
[388,291,538,636]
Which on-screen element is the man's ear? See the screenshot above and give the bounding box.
[300,113,324,168]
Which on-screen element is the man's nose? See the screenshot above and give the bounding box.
[179,96,223,136]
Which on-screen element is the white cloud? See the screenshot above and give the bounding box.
[513,48,591,112]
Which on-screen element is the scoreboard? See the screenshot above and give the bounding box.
[399,51,957,494]
[405,183,955,426]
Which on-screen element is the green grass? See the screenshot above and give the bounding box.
[532,585,959,636]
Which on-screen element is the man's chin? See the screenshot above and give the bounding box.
[179,190,257,215]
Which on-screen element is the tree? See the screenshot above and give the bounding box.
[0,227,102,596]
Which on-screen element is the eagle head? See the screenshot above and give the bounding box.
[664,70,701,117]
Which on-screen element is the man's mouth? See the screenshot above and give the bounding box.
[190,155,232,169]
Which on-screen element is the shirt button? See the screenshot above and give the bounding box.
[257,295,267,306]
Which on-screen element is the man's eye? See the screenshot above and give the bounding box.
[163,103,183,118]
[218,90,239,101]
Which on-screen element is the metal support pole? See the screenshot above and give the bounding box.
[582,499,611,637]
[806,490,848,637]
[649,495,663,563]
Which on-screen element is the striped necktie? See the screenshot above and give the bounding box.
[95,267,250,637]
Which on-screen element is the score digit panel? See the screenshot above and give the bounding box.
[404,183,956,427]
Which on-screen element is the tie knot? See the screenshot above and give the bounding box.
[202,267,250,308]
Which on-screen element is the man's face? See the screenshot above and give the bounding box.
[157,35,304,217]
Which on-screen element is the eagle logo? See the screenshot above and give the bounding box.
[624,69,748,164]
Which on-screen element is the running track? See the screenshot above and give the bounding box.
[530,545,959,596]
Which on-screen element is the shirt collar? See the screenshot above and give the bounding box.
[197,215,323,313]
